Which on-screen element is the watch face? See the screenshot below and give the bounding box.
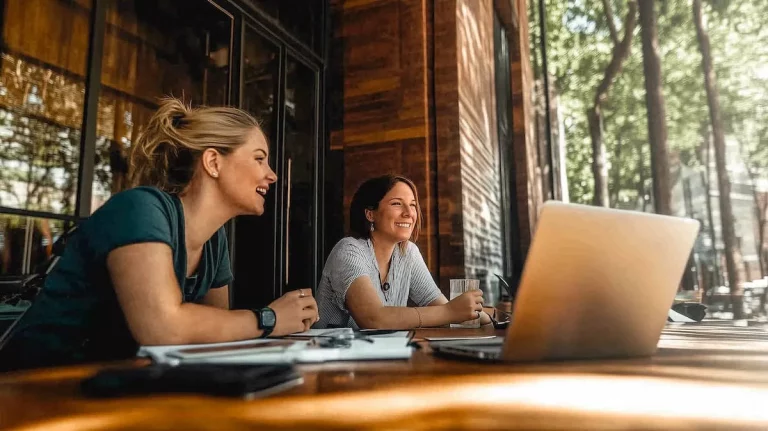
[261,308,276,328]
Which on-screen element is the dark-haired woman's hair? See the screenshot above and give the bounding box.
[349,174,422,251]
[129,97,262,193]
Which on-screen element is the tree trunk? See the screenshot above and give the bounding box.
[755,182,768,313]
[610,134,623,206]
[703,136,721,303]
[636,142,648,211]
[638,0,672,215]
[587,109,610,207]
[760,199,768,277]
[693,0,746,319]
[589,0,638,208]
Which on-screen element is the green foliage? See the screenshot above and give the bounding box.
[0,109,79,214]
[536,0,768,207]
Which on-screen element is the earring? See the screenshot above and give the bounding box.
[370,222,375,232]
[211,172,219,178]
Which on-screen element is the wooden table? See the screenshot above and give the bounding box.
[3,323,768,430]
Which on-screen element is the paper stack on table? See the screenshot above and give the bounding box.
[138,331,413,365]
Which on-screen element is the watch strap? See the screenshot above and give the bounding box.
[252,308,275,338]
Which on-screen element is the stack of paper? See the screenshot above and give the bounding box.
[138,332,413,365]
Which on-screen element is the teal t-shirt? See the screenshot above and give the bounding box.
[1,187,232,369]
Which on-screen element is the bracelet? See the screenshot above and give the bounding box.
[414,308,423,328]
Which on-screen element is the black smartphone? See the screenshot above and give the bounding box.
[80,363,303,399]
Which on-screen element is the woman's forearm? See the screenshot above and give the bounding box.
[345,278,486,329]
[141,304,262,345]
[358,304,454,329]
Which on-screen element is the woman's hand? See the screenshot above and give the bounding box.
[445,290,484,323]
[268,289,319,336]
[479,306,497,325]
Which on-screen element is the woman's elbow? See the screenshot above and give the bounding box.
[132,329,185,346]
[128,317,186,346]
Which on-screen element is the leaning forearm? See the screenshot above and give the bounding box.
[180,306,262,344]
[413,305,455,327]
[359,305,453,329]
[140,305,262,345]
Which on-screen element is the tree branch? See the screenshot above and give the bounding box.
[588,0,638,207]
[602,0,621,46]
[594,0,639,107]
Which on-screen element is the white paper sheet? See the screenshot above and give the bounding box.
[138,334,412,365]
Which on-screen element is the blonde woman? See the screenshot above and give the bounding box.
[0,98,318,370]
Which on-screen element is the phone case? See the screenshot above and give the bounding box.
[80,363,302,398]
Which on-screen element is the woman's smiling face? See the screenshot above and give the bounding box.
[367,181,418,243]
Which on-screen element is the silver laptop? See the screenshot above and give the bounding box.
[432,202,700,362]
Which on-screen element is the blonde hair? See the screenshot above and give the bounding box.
[129,97,262,193]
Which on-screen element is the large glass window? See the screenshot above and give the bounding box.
[0,0,325,308]
[0,214,72,277]
[234,27,321,308]
[0,0,91,216]
[0,0,88,284]
[0,213,74,317]
[283,57,317,292]
[234,26,280,308]
[242,26,279,137]
[92,0,233,210]
[533,0,768,319]
[493,12,519,299]
[253,0,324,53]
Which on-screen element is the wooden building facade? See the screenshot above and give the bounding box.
[0,0,547,310]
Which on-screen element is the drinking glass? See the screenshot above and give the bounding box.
[449,279,481,328]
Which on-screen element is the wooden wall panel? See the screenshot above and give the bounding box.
[508,0,541,258]
[330,0,437,272]
[456,0,505,300]
[329,0,539,296]
[433,0,463,294]
[3,0,221,109]
[3,0,91,76]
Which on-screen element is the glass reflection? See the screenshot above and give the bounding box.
[0,0,90,215]
[233,27,280,309]
[92,0,233,210]
[242,26,279,138]
[0,214,71,277]
[283,57,317,291]
[254,0,324,53]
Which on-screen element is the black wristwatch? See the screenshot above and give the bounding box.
[253,307,276,338]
